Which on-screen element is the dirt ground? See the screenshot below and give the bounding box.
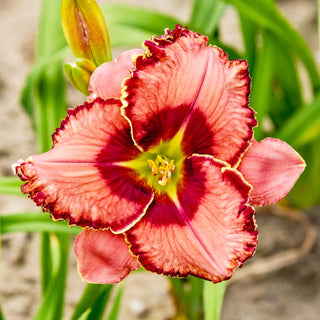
[1,0,320,319]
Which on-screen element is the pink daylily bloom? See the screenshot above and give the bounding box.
[13,26,305,284]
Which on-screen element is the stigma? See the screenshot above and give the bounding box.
[148,155,175,186]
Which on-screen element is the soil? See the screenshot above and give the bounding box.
[1,1,319,320]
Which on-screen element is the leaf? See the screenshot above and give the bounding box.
[87,285,113,320]
[0,212,81,234]
[276,94,320,207]
[0,177,23,196]
[287,142,320,207]
[223,0,320,93]
[170,277,203,320]
[36,0,66,60]
[190,0,226,36]
[106,285,124,320]
[203,281,227,320]
[0,305,4,320]
[103,4,183,36]
[250,31,276,140]
[75,310,91,320]
[71,284,113,320]
[268,39,303,131]
[21,0,67,153]
[239,12,257,71]
[32,234,70,320]
[277,92,320,148]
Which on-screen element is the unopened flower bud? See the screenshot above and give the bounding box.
[64,58,96,95]
[61,0,112,66]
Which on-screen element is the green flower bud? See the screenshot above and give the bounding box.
[64,58,96,95]
[61,0,112,66]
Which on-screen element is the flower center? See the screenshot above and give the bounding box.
[121,129,185,196]
[148,155,175,186]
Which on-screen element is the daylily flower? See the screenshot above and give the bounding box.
[13,26,305,284]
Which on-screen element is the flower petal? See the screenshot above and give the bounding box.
[88,49,143,100]
[125,155,257,282]
[237,138,306,206]
[123,26,256,165]
[75,228,140,284]
[12,98,153,232]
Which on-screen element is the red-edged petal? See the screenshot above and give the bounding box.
[125,155,257,282]
[237,138,305,206]
[12,98,153,232]
[88,49,143,100]
[123,26,256,165]
[75,228,140,284]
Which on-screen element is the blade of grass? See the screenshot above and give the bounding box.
[203,281,227,320]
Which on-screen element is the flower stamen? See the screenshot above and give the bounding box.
[148,155,175,186]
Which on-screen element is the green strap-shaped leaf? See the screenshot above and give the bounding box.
[87,285,113,320]
[0,304,4,320]
[203,281,227,320]
[190,0,226,36]
[103,4,183,38]
[0,177,23,196]
[23,0,69,297]
[36,0,66,60]
[250,31,275,140]
[71,284,112,320]
[32,234,70,320]
[277,92,320,148]
[287,142,320,208]
[270,38,303,119]
[107,285,124,320]
[170,277,204,320]
[0,212,81,234]
[223,0,320,94]
[239,13,257,71]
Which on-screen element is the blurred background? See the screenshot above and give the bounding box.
[1,0,320,319]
